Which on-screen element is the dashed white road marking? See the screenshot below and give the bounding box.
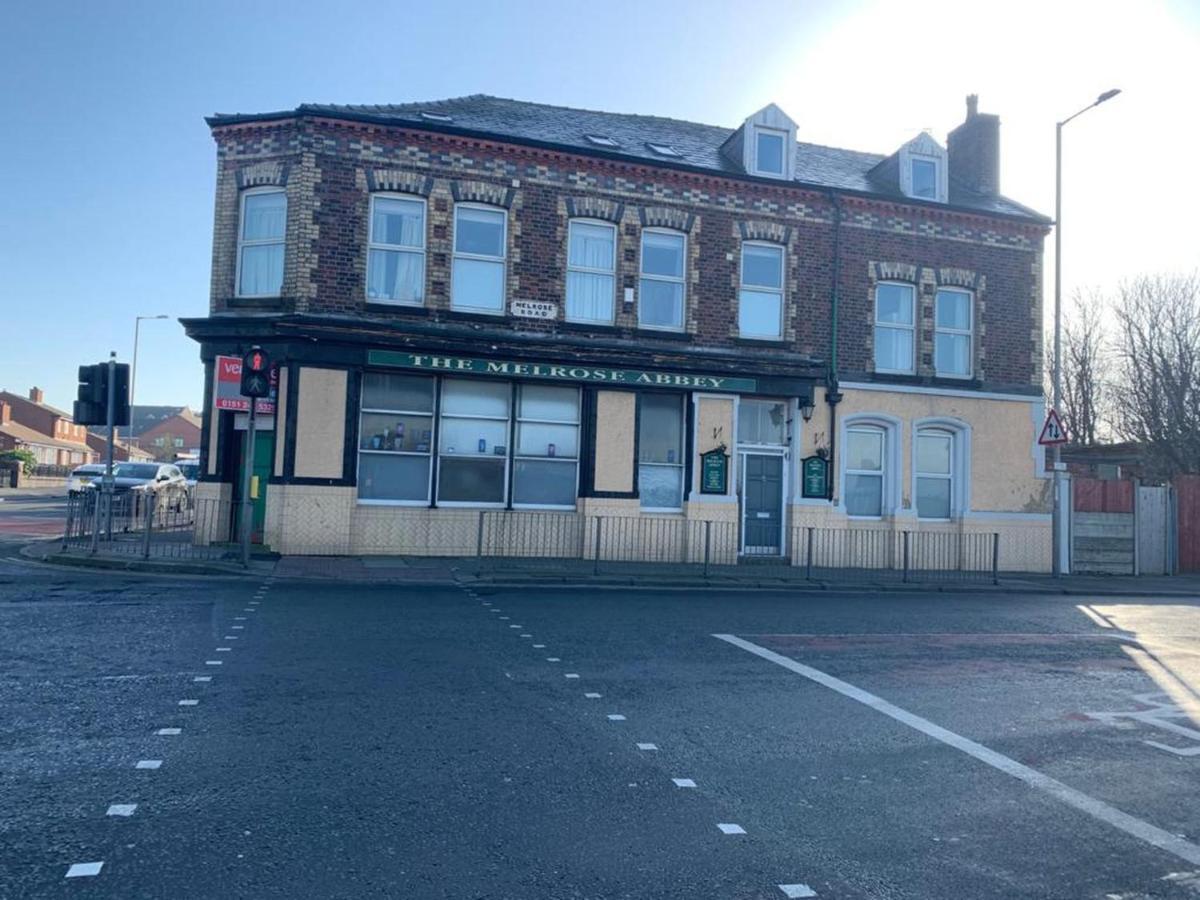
[156,728,181,736]
[778,885,818,898]
[672,778,697,788]
[216,647,232,652]
[520,634,532,638]
[565,673,580,679]
[533,644,546,648]
[546,657,560,662]
[65,862,103,878]
[106,804,137,817]
[585,693,602,699]
[636,743,658,751]
[715,632,1200,868]
[234,617,246,621]
[193,676,212,683]
[499,616,510,620]
[223,636,238,640]
[607,714,626,721]
[231,625,245,630]
[135,760,161,770]
[205,660,223,665]
[178,699,199,706]
[509,625,521,629]
[717,823,746,835]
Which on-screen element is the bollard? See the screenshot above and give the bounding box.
[992,532,1001,585]
[592,517,603,576]
[806,527,814,581]
[703,520,711,578]
[476,509,485,558]
[142,498,156,559]
[902,531,911,583]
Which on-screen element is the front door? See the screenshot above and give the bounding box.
[742,453,783,555]
[233,430,274,545]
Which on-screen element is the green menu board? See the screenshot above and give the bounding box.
[700,448,728,495]
[801,456,829,499]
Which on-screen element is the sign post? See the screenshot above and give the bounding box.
[238,347,272,567]
[1039,408,1069,578]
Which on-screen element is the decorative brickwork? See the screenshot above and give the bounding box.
[367,169,433,195]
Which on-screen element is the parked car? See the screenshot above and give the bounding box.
[82,462,190,515]
[176,460,199,503]
[67,464,107,496]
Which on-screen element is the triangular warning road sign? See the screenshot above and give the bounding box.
[1038,409,1068,445]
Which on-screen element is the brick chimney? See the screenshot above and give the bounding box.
[28,386,44,404]
[0,401,10,425]
[947,94,1000,196]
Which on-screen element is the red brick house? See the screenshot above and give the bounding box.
[0,388,95,467]
[184,94,1054,568]
[137,409,202,461]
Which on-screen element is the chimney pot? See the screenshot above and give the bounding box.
[966,94,979,119]
[0,402,9,425]
[948,95,1000,196]
[29,387,44,404]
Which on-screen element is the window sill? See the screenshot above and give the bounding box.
[364,302,431,316]
[442,308,506,323]
[734,336,788,348]
[558,320,616,334]
[633,328,692,343]
[223,295,289,308]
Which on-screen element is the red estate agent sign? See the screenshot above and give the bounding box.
[215,355,277,414]
[1038,408,1068,446]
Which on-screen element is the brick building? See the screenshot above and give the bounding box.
[136,409,202,461]
[0,388,96,467]
[184,94,1053,568]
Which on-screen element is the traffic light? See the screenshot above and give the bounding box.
[73,364,106,425]
[240,346,272,399]
[72,362,131,426]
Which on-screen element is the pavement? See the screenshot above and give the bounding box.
[2,548,1200,897]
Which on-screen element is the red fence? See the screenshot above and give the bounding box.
[1178,475,1200,573]
[1073,477,1134,513]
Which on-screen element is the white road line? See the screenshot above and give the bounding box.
[717,823,746,835]
[178,699,199,706]
[205,660,222,665]
[232,625,245,629]
[509,625,521,629]
[565,673,581,679]
[223,636,238,640]
[636,743,658,751]
[155,728,181,736]
[672,778,697,788]
[778,885,818,898]
[533,644,546,648]
[234,617,246,621]
[193,676,212,683]
[65,862,103,878]
[106,803,137,817]
[585,693,602,699]
[520,635,532,638]
[607,713,626,721]
[714,633,1200,867]
[1077,604,1114,629]
[546,657,560,662]
[216,647,232,652]
[135,760,161,770]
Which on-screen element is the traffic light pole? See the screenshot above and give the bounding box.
[104,351,116,540]
[240,399,257,568]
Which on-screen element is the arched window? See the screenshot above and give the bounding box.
[913,419,971,520]
[841,415,902,519]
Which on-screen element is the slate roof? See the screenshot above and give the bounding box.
[208,94,1049,224]
[0,420,87,453]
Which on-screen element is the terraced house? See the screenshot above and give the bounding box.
[184,93,1054,570]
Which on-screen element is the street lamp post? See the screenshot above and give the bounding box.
[1052,88,1121,577]
[129,315,170,451]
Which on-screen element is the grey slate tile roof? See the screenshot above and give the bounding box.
[209,94,1049,224]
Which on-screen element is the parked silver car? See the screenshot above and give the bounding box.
[82,462,190,514]
[67,463,107,496]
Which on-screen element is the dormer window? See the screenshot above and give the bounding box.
[646,142,681,158]
[585,134,620,148]
[753,128,786,177]
[419,111,453,122]
[896,133,949,203]
[911,158,938,199]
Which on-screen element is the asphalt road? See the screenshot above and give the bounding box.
[2,557,1200,898]
[0,489,66,543]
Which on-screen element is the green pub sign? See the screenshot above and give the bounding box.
[700,446,729,495]
[801,455,829,499]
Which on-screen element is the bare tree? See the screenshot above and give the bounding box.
[1045,290,1111,444]
[1110,273,1200,477]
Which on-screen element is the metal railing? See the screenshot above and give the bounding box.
[474,512,999,583]
[62,491,239,562]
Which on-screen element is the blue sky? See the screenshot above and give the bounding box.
[2,0,1198,413]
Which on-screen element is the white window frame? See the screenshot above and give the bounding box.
[565,218,617,325]
[738,241,785,339]
[357,375,436,507]
[365,192,426,306]
[435,379,510,508]
[512,385,581,510]
[874,281,916,375]
[751,127,788,178]
[450,203,508,315]
[839,414,903,520]
[235,186,286,299]
[914,430,953,522]
[910,156,939,200]
[934,288,974,379]
[911,418,971,521]
[638,228,687,333]
[638,392,686,513]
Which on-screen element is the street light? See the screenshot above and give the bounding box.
[1052,88,1121,577]
[129,315,170,449]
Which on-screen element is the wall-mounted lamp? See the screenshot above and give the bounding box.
[799,397,816,422]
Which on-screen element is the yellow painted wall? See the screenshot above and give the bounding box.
[293,367,347,479]
[594,391,635,493]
